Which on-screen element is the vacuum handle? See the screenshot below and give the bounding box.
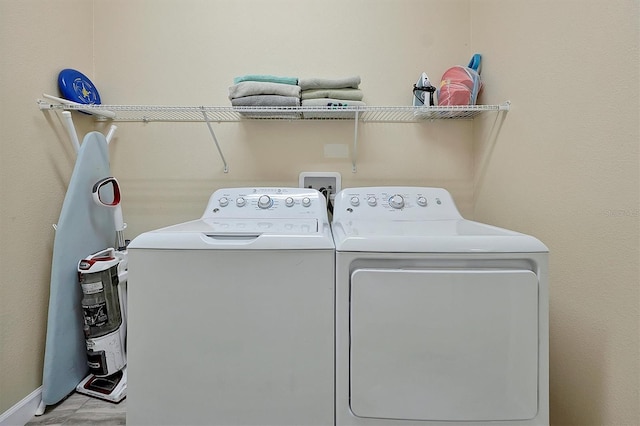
[85,247,116,261]
[92,177,121,206]
[93,177,127,251]
[93,177,125,232]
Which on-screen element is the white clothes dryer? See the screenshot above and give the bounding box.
[332,187,549,426]
[126,188,334,426]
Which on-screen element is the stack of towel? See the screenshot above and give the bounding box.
[299,76,365,118]
[228,74,301,117]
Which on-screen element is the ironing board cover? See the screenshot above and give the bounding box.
[41,131,115,405]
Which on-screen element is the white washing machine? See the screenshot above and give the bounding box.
[332,187,549,426]
[126,187,335,426]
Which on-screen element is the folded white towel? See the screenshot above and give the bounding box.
[301,98,366,119]
[298,76,361,90]
[301,88,363,101]
[228,81,301,99]
[301,98,366,108]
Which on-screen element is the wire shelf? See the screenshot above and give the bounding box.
[37,98,510,174]
[37,101,510,123]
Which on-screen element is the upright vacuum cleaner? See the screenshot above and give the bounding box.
[76,177,128,403]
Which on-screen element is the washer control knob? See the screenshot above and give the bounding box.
[416,196,428,207]
[301,197,311,207]
[367,197,377,206]
[219,197,229,207]
[257,195,272,209]
[285,197,295,207]
[350,196,360,207]
[389,194,405,209]
[236,197,246,207]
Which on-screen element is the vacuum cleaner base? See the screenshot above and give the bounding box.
[76,367,126,403]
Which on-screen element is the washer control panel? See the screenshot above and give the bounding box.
[333,187,462,221]
[202,187,326,220]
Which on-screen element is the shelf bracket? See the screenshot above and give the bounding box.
[61,111,80,154]
[352,110,359,173]
[41,93,116,119]
[201,107,229,173]
[105,125,118,144]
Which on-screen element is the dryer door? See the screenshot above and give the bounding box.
[349,268,539,422]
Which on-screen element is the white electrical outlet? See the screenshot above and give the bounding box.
[324,144,349,158]
[299,172,342,200]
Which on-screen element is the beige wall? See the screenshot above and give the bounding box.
[471,1,639,425]
[94,0,477,236]
[0,0,96,415]
[1,1,638,425]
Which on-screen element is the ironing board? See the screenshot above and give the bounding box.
[41,131,116,406]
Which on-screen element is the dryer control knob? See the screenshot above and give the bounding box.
[219,197,229,207]
[367,197,377,206]
[389,194,405,209]
[350,196,360,207]
[301,197,311,207]
[236,197,246,207]
[285,197,295,207]
[257,195,272,209]
[416,196,428,207]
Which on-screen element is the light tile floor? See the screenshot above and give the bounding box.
[25,392,125,426]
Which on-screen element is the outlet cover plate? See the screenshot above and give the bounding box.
[299,172,342,196]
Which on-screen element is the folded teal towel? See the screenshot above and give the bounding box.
[229,81,301,99]
[301,88,363,101]
[233,74,298,85]
[299,76,361,90]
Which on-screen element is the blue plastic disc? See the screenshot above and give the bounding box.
[58,69,101,105]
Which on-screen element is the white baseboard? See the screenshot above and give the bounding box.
[0,387,42,426]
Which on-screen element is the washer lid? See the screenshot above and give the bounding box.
[129,187,335,250]
[332,219,548,253]
[129,218,335,250]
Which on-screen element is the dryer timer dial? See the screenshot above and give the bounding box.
[389,194,405,209]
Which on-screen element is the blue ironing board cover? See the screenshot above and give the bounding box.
[41,131,115,405]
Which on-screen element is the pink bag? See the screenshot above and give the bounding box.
[437,55,483,106]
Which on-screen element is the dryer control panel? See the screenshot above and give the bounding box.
[333,186,463,221]
[202,187,327,220]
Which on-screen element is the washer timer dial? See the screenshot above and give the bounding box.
[389,194,405,209]
[257,195,273,209]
